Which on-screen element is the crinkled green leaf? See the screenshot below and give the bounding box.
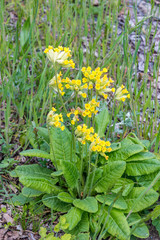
[110,142,121,152]
[64,207,82,230]
[68,212,89,235]
[75,233,89,240]
[22,187,43,197]
[102,207,130,240]
[37,127,50,143]
[94,161,126,193]
[58,192,74,203]
[95,108,110,137]
[15,164,61,194]
[73,197,98,213]
[20,149,51,159]
[125,187,159,213]
[42,194,71,212]
[11,193,32,206]
[151,205,160,220]
[50,127,72,167]
[126,159,160,176]
[96,194,127,210]
[111,178,134,196]
[85,168,103,192]
[126,151,155,162]
[107,138,144,161]
[61,161,79,189]
[136,171,160,191]
[128,213,149,238]
[51,170,63,177]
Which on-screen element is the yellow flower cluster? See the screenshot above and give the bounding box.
[67,108,81,125]
[61,78,87,98]
[49,72,65,96]
[47,108,65,131]
[75,124,112,159]
[44,46,75,68]
[75,124,95,145]
[82,99,99,118]
[115,85,130,102]
[81,66,115,99]
[90,137,112,160]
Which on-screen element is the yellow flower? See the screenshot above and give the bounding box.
[67,113,71,118]
[91,145,97,151]
[105,141,111,147]
[107,147,112,152]
[52,107,57,112]
[111,88,115,92]
[71,120,75,125]
[44,45,74,68]
[61,126,65,131]
[85,104,90,110]
[102,147,107,153]
[115,85,130,102]
[97,145,102,152]
[77,125,82,131]
[86,135,91,141]
[95,84,101,90]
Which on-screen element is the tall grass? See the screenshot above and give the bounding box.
[0,0,160,156]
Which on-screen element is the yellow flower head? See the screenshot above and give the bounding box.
[44,45,75,68]
[47,110,64,131]
[115,85,130,102]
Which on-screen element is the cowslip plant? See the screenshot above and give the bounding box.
[11,46,160,240]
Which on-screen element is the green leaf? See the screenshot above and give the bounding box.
[126,159,160,176]
[136,171,160,190]
[152,218,160,235]
[20,17,30,48]
[9,170,18,177]
[75,233,89,240]
[126,151,155,162]
[22,187,43,197]
[73,197,98,213]
[94,161,126,193]
[95,108,110,137]
[110,142,121,152]
[11,193,32,206]
[61,161,79,189]
[85,168,103,192]
[42,194,71,212]
[102,207,130,240]
[96,194,128,210]
[20,149,51,159]
[111,178,134,196]
[69,212,89,235]
[125,187,159,213]
[61,234,72,240]
[107,138,144,161]
[58,192,74,203]
[0,158,16,168]
[151,205,160,220]
[15,164,61,194]
[50,127,72,167]
[51,170,63,177]
[37,127,50,143]
[128,213,149,238]
[65,207,82,230]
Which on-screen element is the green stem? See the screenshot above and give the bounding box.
[88,153,99,196]
[54,66,68,115]
[83,150,91,198]
[79,144,84,197]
